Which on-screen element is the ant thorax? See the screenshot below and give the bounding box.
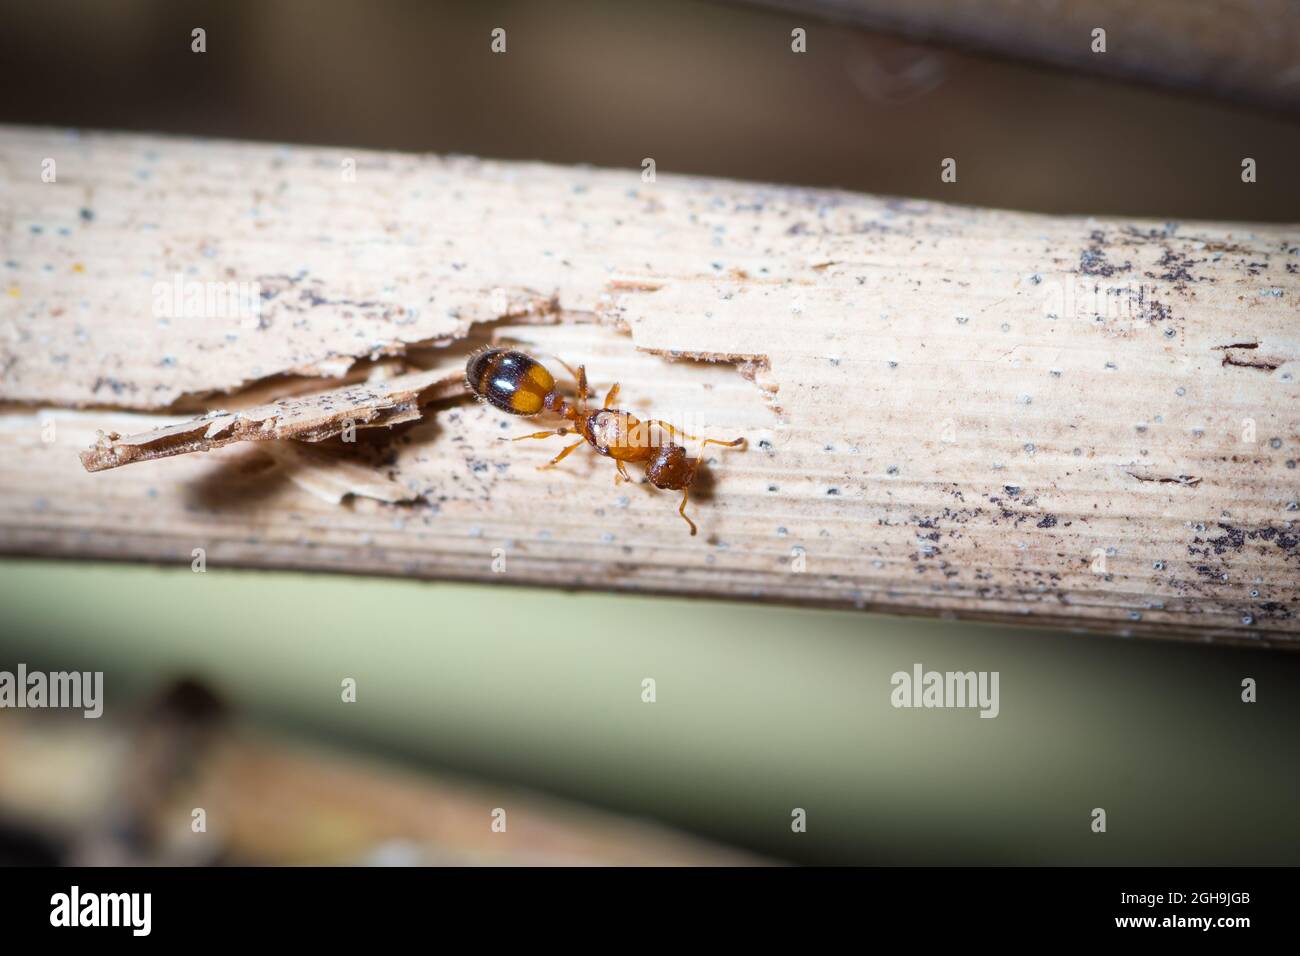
[584,408,656,462]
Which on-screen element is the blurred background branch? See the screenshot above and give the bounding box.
[730,0,1300,115]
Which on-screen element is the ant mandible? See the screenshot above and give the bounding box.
[465,347,744,535]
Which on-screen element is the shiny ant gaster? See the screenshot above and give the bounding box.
[465,348,744,535]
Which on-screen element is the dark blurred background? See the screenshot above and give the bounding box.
[2,0,1299,220]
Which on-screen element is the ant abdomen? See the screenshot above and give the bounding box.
[466,348,557,416]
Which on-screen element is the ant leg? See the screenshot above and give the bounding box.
[677,486,698,536]
[603,382,621,409]
[614,460,632,484]
[538,440,585,471]
[639,419,690,446]
[542,357,589,422]
[569,364,590,419]
[505,427,569,443]
[550,356,581,382]
[642,420,745,451]
[546,356,591,411]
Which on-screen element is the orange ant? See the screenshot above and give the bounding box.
[465,347,744,535]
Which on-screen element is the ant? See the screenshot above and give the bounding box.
[465,347,744,535]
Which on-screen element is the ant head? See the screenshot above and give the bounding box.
[645,443,694,490]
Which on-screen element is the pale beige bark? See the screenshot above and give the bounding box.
[0,126,1296,646]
